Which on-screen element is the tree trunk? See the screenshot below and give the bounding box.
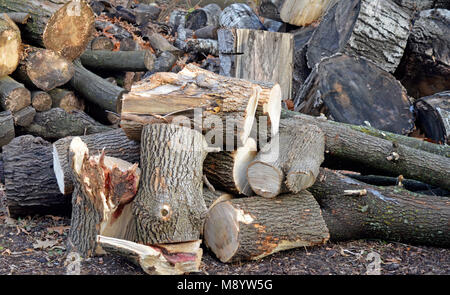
[12,105,35,127]
[309,168,450,247]
[247,123,325,198]
[0,110,14,148]
[0,15,21,77]
[307,0,412,73]
[53,128,141,195]
[67,137,140,257]
[132,123,208,245]
[3,135,71,218]
[219,3,265,30]
[48,88,84,112]
[203,191,329,263]
[31,91,52,112]
[294,54,415,136]
[80,50,155,72]
[0,76,31,113]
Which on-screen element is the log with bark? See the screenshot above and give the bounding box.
[291,25,316,99]
[89,36,114,51]
[219,3,265,30]
[132,3,161,26]
[0,76,31,113]
[1,12,30,24]
[309,168,450,247]
[0,110,14,148]
[306,0,412,73]
[80,50,156,72]
[392,0,449,15]
[48,88,85,113]
[53,128,141,195]
[12,105,36,127]
[203,191,329,262]
[185,3,222,31]
[67,137,141,257]
[294,54,415,136]
[31,91,52,112]
[202,187,233,209]
[0,14,21,77]
[2,135,71,218]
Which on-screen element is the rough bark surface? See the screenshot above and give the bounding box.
[80,50,155,72]
[0,110,14,148]
[0,76,31,113]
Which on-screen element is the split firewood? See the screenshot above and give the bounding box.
[1,12,31,24]
[48,88,85,112]
[97,236,202,275]
[67,137,141,257]
[31,91,52,112]
[12,105,36,127]
[70,59,127,113]
[203,187,233,209]
[0,111,14,148]
[0,14,21,77]
[53,128,140,195]
[3,135,71,218]
[186,3,222,31]
[294,54,414,136]
[23,107,112,141]
[310,168,450,248]
[90,36,115,51]
[132,123,208,245]
[396,9,449,99]
[219,3,265,30]
[203,191,330,263]
[307,0,412,73]
[247,123,325,198]
[204,138,257,196]
[0,76,31,113]
[80,50,156,72]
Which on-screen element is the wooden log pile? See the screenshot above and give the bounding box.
[0,0,449,276]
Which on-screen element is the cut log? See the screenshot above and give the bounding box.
[204,191,329,263]
[194,25,219,40]
[53,128,141,195]
[31,91,52,112]
[202,187,233,209]
[132,123,208,245]
[414,91,450,145]
[48,88,84,113]
[132,4,161,26]
[67,137,140,257]
[0,76,31,113]
[3,135,71,218]
[90,36,114,51]
[219,3,265,30]
[0,14,21,77]
[309,168,450,247]
[70,59,127,113]
[247,123,325,198]
[23,107,112,141]
[204,138,257,196]
[395,9,450,99]
[2,12,30,24]
[145,51,177,75]
[307,0,412,73]
[280,111,450,191]
[80,50,155,72]
[183,39,219,56]
[294,54,414,136]
[0,110,14,148]
[12,105,35,127]
[218,28,294,100]
[169,10,187,30]
[186,3,222,30]
[97,236,202,275]
[147,32,182,55]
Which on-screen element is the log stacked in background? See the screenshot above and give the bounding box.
[0,14,21,77]
[0,111,14,148]
[0,76,31,113]
[79,50,155,72]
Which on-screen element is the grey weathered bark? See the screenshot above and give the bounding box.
[48,88,84,113]
[0,110,14,148]
[1,12,30,24]
[0,76,31,113]
[219,3,265,30]
[132,123,208,245]
[291,25,316,99]
[0,15,21,77]
[31,91,52,112]
[204,191,330,262]
[12,105,35,127]
[186,3,221,30]
[80,50,155,72]
[202,187,233,209]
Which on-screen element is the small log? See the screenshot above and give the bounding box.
[90,36,114,51]
[247,123,325,198]
[0,76,31,113]
[203,187,233,209]
[204,138,257,196]
[145,51,177,75]
[12,105,35,127]
[204,191,329,263]
[48,88,84,113]
[186,3,222,30]
[67,137,140,257]
[70,59,127,113]
[97,236,202,275]
[310,168,450,247]
[147,32,182,55]
[194,25,219,40]
[80,50,155,72]
[294,54,414,136]
[53,128,141,195]
[2,12,30,24]
[219,3,265,30]
[95,20,132,40]
[0,111,14,148]
[3,135,71,218]
[23,107,112,141]
[31,91,52,112]
[307,0,412,73]
[0,14,21,77]
[132,4,161,26]
[132,123,208,245]
[184,39,218,56]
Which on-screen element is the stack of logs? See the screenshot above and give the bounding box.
[0,0,449,275]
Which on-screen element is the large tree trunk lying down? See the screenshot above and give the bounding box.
[247,123,325,198]
[204,138,257,196]
[310,169,450,247]
[295,54,414,136]
[414,91,450,145]
[0,111,14,148]
[0,76,31,113]
[53,128,140,195]
[259,0,339,26]
[0,14,21,77]
[23,107,112,141]
[219,3,265,30]
[204,191,330,263]
[67,137,141,257]
[79,50,155,72]
[48,88,84,112]
[307,0,411,73]
[132,124,208,245]
[70,59,126,113]
[395,9,450,99]
[203,187,233,210]
[97,236,202,275]
[3,135,71,218]
[280,111,450,191]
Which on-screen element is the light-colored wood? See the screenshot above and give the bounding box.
[48,88,84,112]
[0,14,21,77]
[31,91,52,112]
